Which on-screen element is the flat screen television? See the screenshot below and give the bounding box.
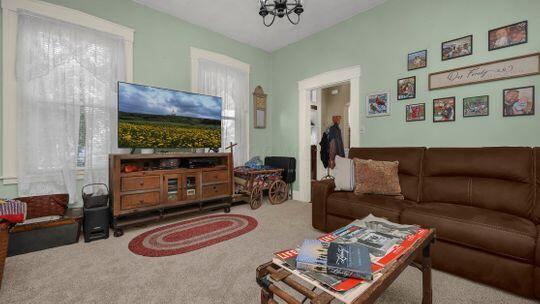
[118,82,222,149]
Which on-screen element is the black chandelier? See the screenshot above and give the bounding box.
[259,0,304,27]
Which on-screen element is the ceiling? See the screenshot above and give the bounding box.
[134,0,386,52]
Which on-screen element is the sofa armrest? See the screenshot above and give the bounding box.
[311,180,335,231]
[536,225,540,267]
[15,194,69,219]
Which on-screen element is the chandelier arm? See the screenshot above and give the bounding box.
[263,14,276,27]
[286,10,300,25]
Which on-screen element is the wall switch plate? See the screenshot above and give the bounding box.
[359,126,366,134]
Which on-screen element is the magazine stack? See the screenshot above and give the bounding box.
[272,214,430,303]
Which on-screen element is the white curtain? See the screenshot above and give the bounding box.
[16,12,125,203]
[197,59,249,166]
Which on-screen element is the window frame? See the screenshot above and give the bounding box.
[190,47,251,159]
[1,0,134,184]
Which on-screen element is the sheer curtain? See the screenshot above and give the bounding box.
[197,59,249,166]
[16,12,125,203]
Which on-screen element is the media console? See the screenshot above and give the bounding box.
[109,153,233,237]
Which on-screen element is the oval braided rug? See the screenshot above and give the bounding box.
[128,214,258,257]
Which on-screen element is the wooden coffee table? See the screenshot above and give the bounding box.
[256,229,436,304]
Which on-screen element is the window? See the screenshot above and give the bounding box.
[191,48,250,166]
[2,0,133,203]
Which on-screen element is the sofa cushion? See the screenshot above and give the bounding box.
[534,148,540,224]
[348,147,424,202]
[327,191,415,223]
[422,147,534,219]
[401,203,537,263]
[353,159,402,198]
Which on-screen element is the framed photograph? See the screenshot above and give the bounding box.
[433,97,456,122]
[406,103,425,122]
[408,50,427,70]
[489,21,527,51]
[366,91,390,117]
[442,35,473,61]
[463,95,489,118]
[503,86,535,117]
[397,76,416,100]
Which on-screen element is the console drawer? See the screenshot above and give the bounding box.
[202,183,230,198]
[203,170,229,184]
[121,176,160,192]
[121,192,160,210]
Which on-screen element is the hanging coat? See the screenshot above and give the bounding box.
[319,132,330,169]
[328,123,345,158]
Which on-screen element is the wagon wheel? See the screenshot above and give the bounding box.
[250,186,263,210]
[269,180,289,205]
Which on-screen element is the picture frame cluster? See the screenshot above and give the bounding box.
[366,20,536,122]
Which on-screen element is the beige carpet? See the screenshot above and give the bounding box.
[0,201,537,304]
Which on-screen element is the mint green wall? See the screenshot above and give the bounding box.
[0,0,273,199]
[271,0,540,164]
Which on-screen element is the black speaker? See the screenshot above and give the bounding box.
[83,205,109,242]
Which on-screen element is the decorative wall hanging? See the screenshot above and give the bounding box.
[433,97,456,123]
[406,103,426,122]
[503,86,535,117]
[397,76,416,100]
[463,95,489,118]
[366,91,390,117]
[408,50,427,71]
[489,21,527,51]
[253,86,267,128]
[442,35,473,61]
[429,53,540,90]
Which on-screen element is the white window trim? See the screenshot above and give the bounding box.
[1,0,134,184]
[190,47,251,157]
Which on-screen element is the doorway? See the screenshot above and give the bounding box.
[297,66,362,202]
[310,83,352,181]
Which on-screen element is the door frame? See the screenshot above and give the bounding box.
[296,65,361,202]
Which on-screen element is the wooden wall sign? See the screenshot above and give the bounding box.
[253,86,267,129]
[429,53,540,90]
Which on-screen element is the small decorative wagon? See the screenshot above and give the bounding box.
[234,167,289,209]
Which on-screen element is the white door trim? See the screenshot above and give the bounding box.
[297,65,361,202]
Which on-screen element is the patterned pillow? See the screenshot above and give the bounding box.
[353,158,404,199]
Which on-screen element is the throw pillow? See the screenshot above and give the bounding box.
[333,156,355,191]
[353,158,403,199]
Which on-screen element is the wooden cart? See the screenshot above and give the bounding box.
[234,167,289,209]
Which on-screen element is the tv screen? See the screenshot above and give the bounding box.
[118,82,222,149]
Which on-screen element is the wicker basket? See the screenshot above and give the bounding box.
[15,194,68,219]
[0,222,9,289]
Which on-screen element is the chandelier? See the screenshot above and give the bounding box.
[259,0,304,27]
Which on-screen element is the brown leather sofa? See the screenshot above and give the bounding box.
[311,147,539,299]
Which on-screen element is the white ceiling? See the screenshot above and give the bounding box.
[134,0,386,52]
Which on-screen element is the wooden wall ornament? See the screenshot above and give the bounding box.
[253,86,267,129]
[429,53,540,90]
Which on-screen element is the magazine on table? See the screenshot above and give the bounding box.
[272,214,429,302]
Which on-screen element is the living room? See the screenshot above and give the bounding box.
[0,0,539,303]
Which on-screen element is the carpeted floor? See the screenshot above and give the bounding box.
[1,201,537,304]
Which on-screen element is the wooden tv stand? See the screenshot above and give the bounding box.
[109,153,233,237]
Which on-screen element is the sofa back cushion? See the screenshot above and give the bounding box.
[535,148,540,223]
[348,147,425,202]
[422,147,534,219]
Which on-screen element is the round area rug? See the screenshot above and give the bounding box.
[128,214,258,257]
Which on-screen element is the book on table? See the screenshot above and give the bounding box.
[272,214,430,303]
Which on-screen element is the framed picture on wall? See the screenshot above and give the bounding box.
[442,35,473,61]
[366,91,390,117]
[397,76,416,100]
[406,103,425,122]
[463,95,489,118]
[503,86,535,117]
[408,50,427,70]
[433,97,456,122]
[489,21,527,51]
